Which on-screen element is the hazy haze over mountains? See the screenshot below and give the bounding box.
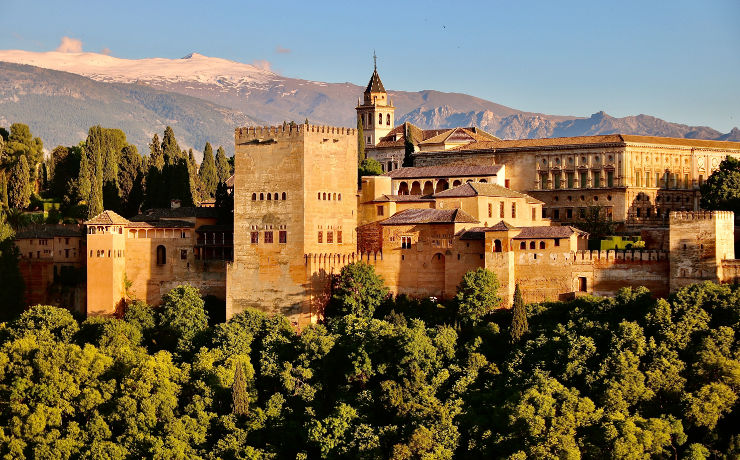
[0,50,737,159]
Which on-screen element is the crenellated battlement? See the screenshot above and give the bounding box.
[670,210,735,221]
[235,124,356,143]
[573,249,668,263]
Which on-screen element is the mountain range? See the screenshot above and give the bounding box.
[0,50,737,160]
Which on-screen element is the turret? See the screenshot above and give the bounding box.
[355,54,395,148]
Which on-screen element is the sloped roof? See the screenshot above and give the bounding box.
[365,69,386,93]
[459,227,486,240]
[433,182,543,204]
[419,127,499,146]
[84,210,130,225]
[487,220,517,231]
[445,134,740,153]
[373,123,495,149]
[125,220,194,228]
[374,194,436,202]
[385,165,502,179]
[512,226,587,239]
[130,207,220,222]
[15,225,84,239]
[381,208,478,225]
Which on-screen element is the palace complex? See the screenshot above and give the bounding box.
[15,66,740,327]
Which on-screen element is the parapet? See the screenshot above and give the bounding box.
[669,210,735,222]
[235,124,357,144]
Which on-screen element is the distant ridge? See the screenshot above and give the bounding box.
[0,50,737,151]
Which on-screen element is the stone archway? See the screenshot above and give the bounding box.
[435,179,449,193]
[397,181,409,195]
[452,179,462,187]
[410,181,422,195]
[422,181,434,195]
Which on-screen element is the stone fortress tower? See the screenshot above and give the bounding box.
[226,124,358,327]
[356,54,395,148]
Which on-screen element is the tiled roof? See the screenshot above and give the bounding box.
[381,208,478,225]
[15,225,83,239]
[375,194,436,202]
[487,220,517,231]
[445,134,740,152]
[365,69,386,93]
[419,127,499,146]
[433,182,543,204]
[459,227,486,240]
[385,165,502,179]
[84,210,130,225]
[125,220,194,228]
[374,123,490,149]
[512,226,587,239]
[130,207,220,222]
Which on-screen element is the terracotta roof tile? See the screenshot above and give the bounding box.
[381,208,478,225]
[386,165,502,179]
[84,210,130,225]
[15,225,84,239]
[419,127,499,146]
[512,226,587,239]
[373,123,496,149]
[375,194,436,202]
[130,207,220,222]
[433,182,543,204]
[487,220,517,231]
[125,220,195,228]
[365,69,386,93]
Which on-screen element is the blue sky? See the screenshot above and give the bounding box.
[1,0,738,132]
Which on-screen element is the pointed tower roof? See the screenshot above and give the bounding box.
[365,68,386,94]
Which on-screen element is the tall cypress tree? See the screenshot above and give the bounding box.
[84,127,105,218]
[198,142,218,198]
[215,146,230,184]
[510,284,528,344]
[144,133,165,209]
[232,361,249,416]
[8,156,30,209]
[403,122,415,167]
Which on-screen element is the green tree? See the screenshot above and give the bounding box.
[700,156,740,213]
[510,284,528,343]
[232,360,249,416]
[143,133,164,209]
[402,123,415,167]
[327,262,389,318]
[198,142,218,198]
[359,158,383,177]
[454,268,501,325]
[8,155,31,209]
[158,284,209,355]
[215,146,231,183]
[4,123,43,189]
[118,144,144,216]
[575,205,615,247]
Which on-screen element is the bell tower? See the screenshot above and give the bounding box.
[356,53,395,148]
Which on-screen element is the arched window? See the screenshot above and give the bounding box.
[519,242,526,249]
[493,239,502,252]
[156,245,166,265]
[338,193,342,201]
[386,113,391,125]
[529,241,536,249]
[500,202,505,218]
[323,192,327,200]
[333,193,337,200]
[378,113,382,124]
[282,192,287,200]
[318,192,321,200]
[267,193,271,200]
[252,193,256,201]
[539,241,545,249]
[260,193,264,200]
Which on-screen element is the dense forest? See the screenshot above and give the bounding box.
[0,262,738,459]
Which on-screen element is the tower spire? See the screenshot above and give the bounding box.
[373,50,377,71]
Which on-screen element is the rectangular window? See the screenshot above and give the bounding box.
[567,172,574,189]
[500,202,505,218]
[327,231,333,244]
[554,239,560,247]
[579,207,586,219]
[578,276,587,292]
[488,203,492,218]
[180,249,187,260]
[593,171,601,188]
[264,231,273,243]
[635,171,641,187]
[250,232,259,244]
[553,172,561,189]
[607,171,614,187]
[553,209,560,221]
[636,208,641,217]
[377,205,384,216]
[566,208,573,219]
[279,231,287,243]
[542,208,548,218]
[65,248,70,257]
[540,173,549,190]
[337,231,342,243]
[580,171,588,188]
[684,174,690,189]
[512,203,517,218]
[532,208,536,220]
[401,236,412,249]
[646,171,651,187]
[318,231,323,244]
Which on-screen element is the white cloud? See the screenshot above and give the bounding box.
[101,47,111,55]
[251,59,272,72]
[56,36,83,53]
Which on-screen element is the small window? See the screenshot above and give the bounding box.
[554,239,560,247]
[323,192,327,200]
[156,245,166,265]
[512,203,517,218]
[318,192,321,200]
[282,192,287,200]
[279,230,287,243]
[264,231,273,243]
[337,231,342,243]
[180,249,187,260]
[500,202,505,218]
[251,232,259,244]
[529,241,535,249]
[401,236,412,249]
[327,232,333,243]
[333,193,337,200]
[488,203,492,218]
[539,241,545,249]
[578,276,587,292]
[338,194,342,201]
[318,231,323,244]
[378,114,382,124]
[260,193,264,200]
[252,193,257,201]
[267,193,271,201]
[519,242,526,249]
[386,113,391,125]
[377,205,384,216]
[532,208,536,220]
